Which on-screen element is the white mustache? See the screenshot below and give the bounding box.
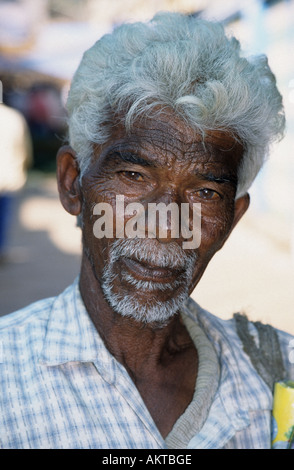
[101,238,197,324]
[108,237,196,269]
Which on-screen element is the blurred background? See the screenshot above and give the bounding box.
[0,0,293,334]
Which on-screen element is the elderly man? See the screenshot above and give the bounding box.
[0,12,293,450]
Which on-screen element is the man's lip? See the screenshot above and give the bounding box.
[122,257,182,282]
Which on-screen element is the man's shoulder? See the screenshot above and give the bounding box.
[185,296,294,343]
[184,296,294,383]
[0,296,57,366]
[0,296,57,336]
[0,280,80,335]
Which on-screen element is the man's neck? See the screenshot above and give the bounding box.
[79,253,194,376]
[79,253,198,438]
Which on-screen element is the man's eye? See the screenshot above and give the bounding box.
[120,171,144,182]
[196,188,220,200]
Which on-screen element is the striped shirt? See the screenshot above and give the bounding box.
[0,278,293,449]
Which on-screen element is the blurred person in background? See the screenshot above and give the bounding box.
[26,83,66,172]
[0,102,32,262]
[0,12,293,450]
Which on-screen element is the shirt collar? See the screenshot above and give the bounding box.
[184,298,273,414]
[181,298,274,448]
[39,278,273,439]
[39,278,117,383]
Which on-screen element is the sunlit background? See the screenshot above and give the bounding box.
[0,0,293,333]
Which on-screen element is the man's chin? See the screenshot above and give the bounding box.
[99,238,197,325]
[101,279,190,326]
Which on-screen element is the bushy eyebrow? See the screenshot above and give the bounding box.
[198,171,238,186]
[109,151,154,167]
[105,150,238,186]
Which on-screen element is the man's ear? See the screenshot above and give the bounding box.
[232,192,250,231]
[188,192,250,294]
[221,192,250,247]
[56,146,82,216]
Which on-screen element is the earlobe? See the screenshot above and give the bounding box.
[56,146,82,216]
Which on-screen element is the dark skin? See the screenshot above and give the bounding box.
[57,110,249,438]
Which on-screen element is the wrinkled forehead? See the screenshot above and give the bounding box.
[134,109,240,148]
[94,108,244,169]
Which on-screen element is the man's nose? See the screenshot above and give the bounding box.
[146,188,184,244]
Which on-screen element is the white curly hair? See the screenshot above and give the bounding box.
[66,11,285,197]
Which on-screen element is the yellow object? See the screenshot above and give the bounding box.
[272,381,294,449]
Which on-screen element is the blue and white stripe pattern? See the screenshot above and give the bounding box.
[0,278,293,448]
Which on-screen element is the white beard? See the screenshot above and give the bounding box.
[101,238,197,326]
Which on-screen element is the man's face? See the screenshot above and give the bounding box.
[79,111,245,324]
